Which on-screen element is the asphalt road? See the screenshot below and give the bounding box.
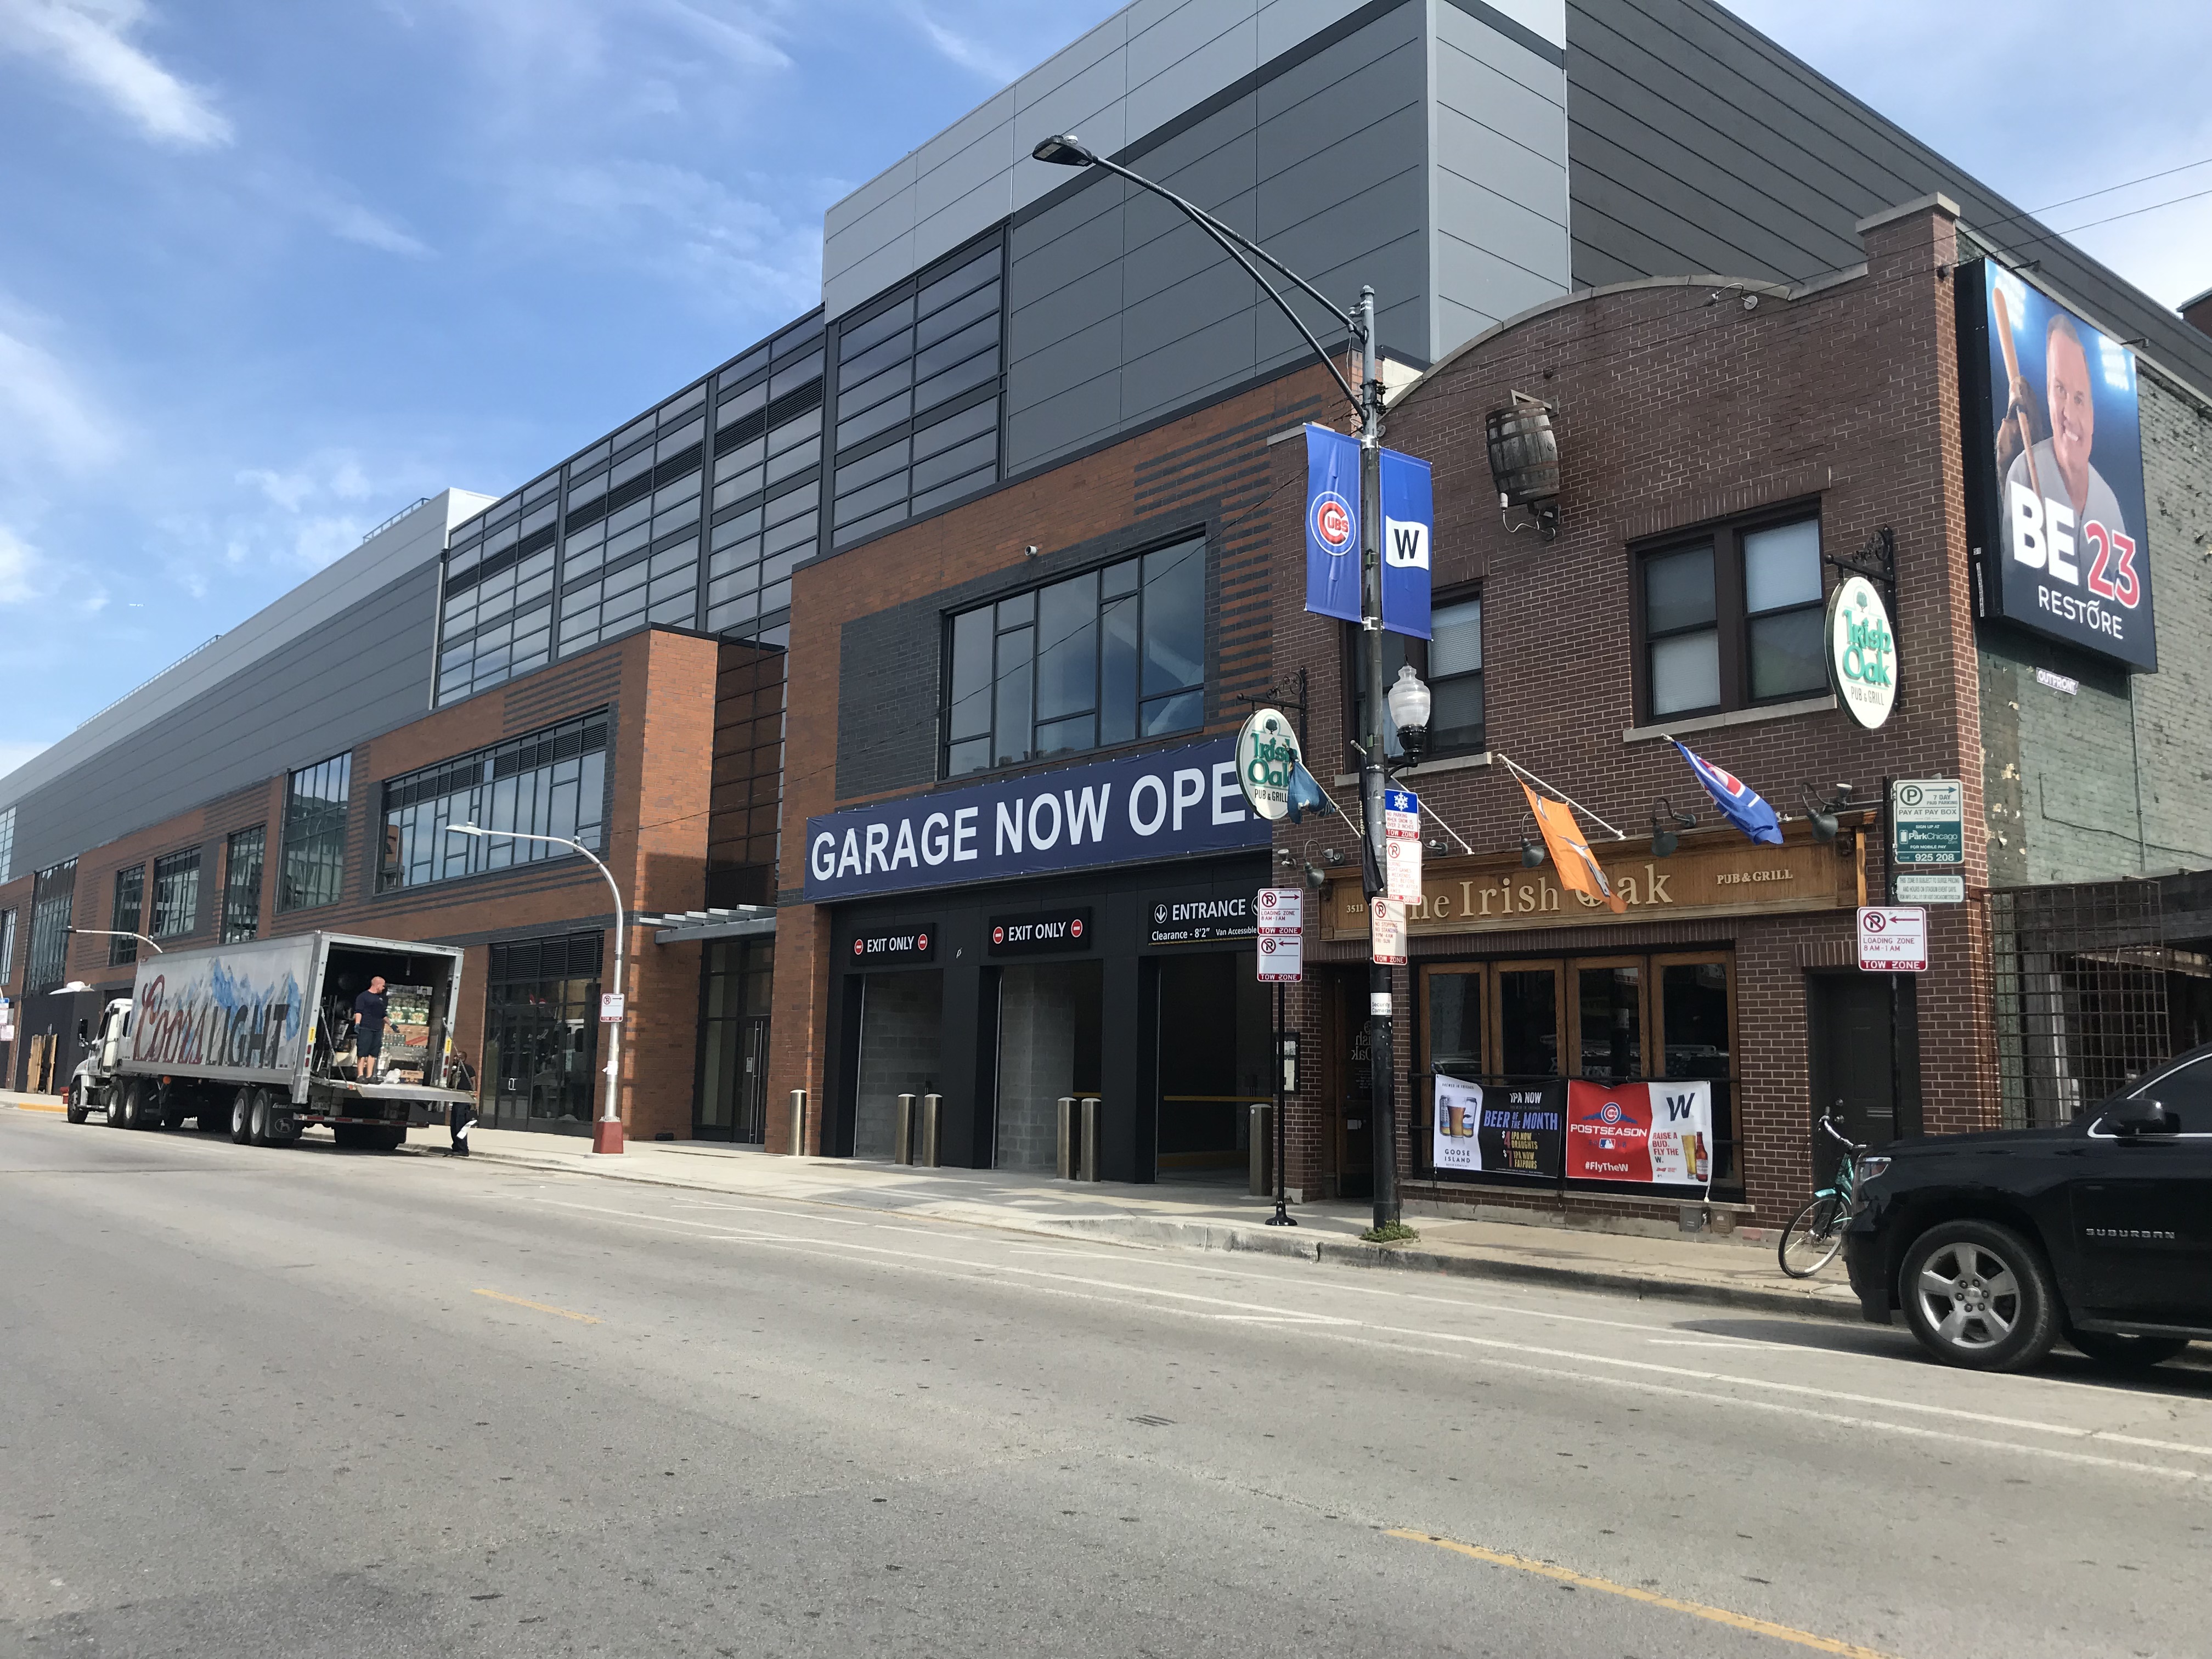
[5,1109,2211,1658]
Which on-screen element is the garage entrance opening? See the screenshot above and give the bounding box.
[1156,952,1269,1182]
[854,972,943,1161]
[992,962,1103,1172]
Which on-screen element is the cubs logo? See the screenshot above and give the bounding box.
[1601,1101,1623,1125]
[1310,490,1353,553]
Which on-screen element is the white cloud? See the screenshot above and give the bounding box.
[0,0,231,148]
[649,0,789,71]
[905,4,1021,83]
[0,302,120,481]
[312,197,433,258]
[0,524,41,603]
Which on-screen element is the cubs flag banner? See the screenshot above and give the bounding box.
[1304,425,1361,622]
[1378,448,1432,639]
[1521,782,1625,914]
[1566,1080,1714,1187]
[1674,742,1782,846]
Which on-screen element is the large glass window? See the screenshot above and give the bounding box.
[1638,512,1823,721]
[110,865,144,963]
[831,241,1002,548]
[379,711,608,891]
[223,827,265,942]
[278,753,352,913]
[151,849,200,939]
[0,805,14,883]
[482,932,603,1130]
[944,537,1204,777]
[26,860,75,992]
[0,909,14,985]
[1348,595,1486,762]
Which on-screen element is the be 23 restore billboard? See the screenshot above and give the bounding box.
[1960,260,2155,670]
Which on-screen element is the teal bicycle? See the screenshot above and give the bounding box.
[1778,1114,1867,1278]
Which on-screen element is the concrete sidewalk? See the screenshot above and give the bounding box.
[4,1090,1861,1321]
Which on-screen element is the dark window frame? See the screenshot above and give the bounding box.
[1630,501,1826,726]
[278,753,353,914]
[150,847,202,940]
[1340,584,1487,767]
[223,826,266,943]
[111,864,145,963]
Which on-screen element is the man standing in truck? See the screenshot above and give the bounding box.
[352,975,387,1082]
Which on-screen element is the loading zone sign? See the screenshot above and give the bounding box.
[1858,906,1928,973]
[1892,779,1963,866]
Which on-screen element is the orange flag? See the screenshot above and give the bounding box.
[1521,782,1626,915]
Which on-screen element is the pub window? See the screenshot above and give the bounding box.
[278,753,353,913]
[1637,510,1825,721]
[223,826,266,942]
[111,865,145,963]
[1347,591,1485,764]
[943,536,1204,778]
[151,848,201,939]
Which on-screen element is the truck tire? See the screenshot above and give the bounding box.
[331,1123,362,1149]
[229,1088,253,1145]
[1900,1220,2059,1373]
[118,1081,143,1131]
[368,1125,407,1152]
[66,1080,88,1124]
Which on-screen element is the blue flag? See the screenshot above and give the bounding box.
[1304,425,1361,623]
[1674,742,1784,845]
[1379,448,1432,640]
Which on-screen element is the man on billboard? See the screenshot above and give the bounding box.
[1996,313,2130,558]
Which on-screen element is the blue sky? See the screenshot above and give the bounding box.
[0,0,2206,779]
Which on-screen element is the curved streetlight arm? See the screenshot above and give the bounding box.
[70,927,162,955]
[446,825,625,1140]
[1072,151,1362,420]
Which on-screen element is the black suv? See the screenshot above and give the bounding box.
[1844,1042,2212,1372]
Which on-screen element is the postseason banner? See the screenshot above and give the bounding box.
[1565,1080,1714,1187]
[1961,261,2156,670]
[1432,1076,1562,1180]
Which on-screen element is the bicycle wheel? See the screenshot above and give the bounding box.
[1778,1195,1846,1278]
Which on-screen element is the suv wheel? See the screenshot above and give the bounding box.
[2067,1329,2192,1370]
[1901,1220,2058,1372]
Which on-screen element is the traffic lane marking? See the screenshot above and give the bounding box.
[519,1194,2211,1478]
[472,1288,601,1324]
[1390,1530,1894,1659]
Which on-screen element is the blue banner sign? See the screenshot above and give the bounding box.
[1304,425,1361,623]
[1379,448,1432,640]
[804,736,1270,903]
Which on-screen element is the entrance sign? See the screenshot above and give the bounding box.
[1893,873,1965,904]
[1370,898,1407,966]
[804,735,1266,902]
[1384,787,1422,904]
[599,994,626,1022]
[1303,425,1361,623]
[1565,1080,1713,1186]
[1378,448,1433,640]
[1234,708,1303,822]
[1434,1076,1562,1179]
[1824,574,1898,729]
[1959,260,2156,670]
[1148,891,1254,945]
[1858,906,1928,972]
[1891,779,1964,865]
[1256,886,1303,983]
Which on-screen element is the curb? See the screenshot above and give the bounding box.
[428,1142,1863,1324]
[1027,1211,1866,1323]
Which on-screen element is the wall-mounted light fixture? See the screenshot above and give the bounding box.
[1650,798,1697,858]
[1520,815,1548,868]
[1800,782,1859,844]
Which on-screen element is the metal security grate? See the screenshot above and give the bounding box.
[1988,880,2170,1128]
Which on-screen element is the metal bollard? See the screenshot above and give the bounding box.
[788,1088,806,1156]
[1081,1096,1103,1183]
[895,1093,915,1165]
[1056,1096,1079,1180]
[921,1094,941,1167]
[1249,1103,1272,1196]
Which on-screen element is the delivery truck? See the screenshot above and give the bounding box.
[61,932,476,1149]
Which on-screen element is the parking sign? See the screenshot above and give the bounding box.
[1857,906,1928,972]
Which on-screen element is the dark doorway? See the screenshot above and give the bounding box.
[1155,952,1268,1181]
[1807,972,1920,1176]
[696,937,773,1143]
[1330,970,1375,1200]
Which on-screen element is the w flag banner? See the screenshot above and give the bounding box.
[1520,782,1626,915]
[1378,448,1432,639]
[1566,1080,1714,1187]
[1674,742,1783,846]
[1304,425,1361,623]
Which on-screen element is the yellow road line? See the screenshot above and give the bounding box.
[471,1288,600,1324]
[1388,1530,1894,1658]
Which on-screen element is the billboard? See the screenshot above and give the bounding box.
[1960,261,2155,670]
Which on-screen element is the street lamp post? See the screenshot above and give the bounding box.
[69,927,165,957]
[447,824,627,1154]
[1030,134,1404,1231]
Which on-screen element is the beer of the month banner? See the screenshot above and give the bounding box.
[1433,1076,1562,1178]
[1565,1080,1713,1186]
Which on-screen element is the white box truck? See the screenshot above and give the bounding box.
[63,932,476,1149]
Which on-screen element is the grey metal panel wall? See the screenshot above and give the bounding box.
[1005,2,1428,477]
[1565,0,2212,394]
[7,563,439,876]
